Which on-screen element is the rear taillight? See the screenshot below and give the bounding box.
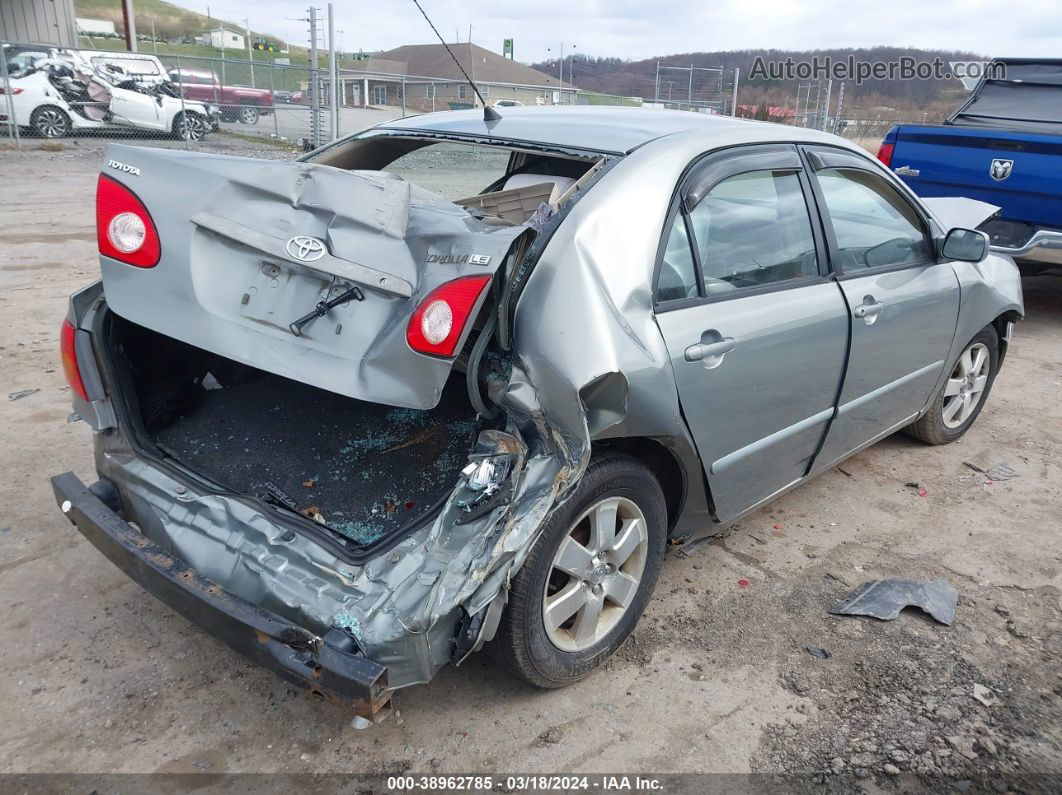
[876,141,895,168]
[96,174,160,267]
[0,87,23,95]
[406,276,491,357]
[60,319,89,402]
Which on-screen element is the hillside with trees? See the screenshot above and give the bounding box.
[535,46,985,118]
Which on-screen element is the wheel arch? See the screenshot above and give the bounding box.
[591,437,687,533]
[991,309,1022,371]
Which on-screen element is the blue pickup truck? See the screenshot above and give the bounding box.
[878,58,1062,273]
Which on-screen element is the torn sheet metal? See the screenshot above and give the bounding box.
[923,197,1000,231]
[97,144,527,410]
[830,578,958,625]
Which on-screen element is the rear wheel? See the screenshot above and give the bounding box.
[905,325,999,445]
[31,106,70,138]
[237,105,260,125]
[489,452,666,687]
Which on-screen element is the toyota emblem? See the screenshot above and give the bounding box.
[285,235,326,262]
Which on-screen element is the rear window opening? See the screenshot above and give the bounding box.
[107,314,499,547]
[310,134,606,225]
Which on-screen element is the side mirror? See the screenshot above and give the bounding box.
[941,228,988,263]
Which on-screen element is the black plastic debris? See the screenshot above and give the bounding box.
[805,645,832,659]
[830,578,958,625]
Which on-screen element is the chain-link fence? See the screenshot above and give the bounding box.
[1,40,945,157]
[1,41,324,148]
[1,41,593,151]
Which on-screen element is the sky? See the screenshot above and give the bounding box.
[186,0,1062,61]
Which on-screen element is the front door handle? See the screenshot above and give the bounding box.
[853,296,885,325]
[685,336,736,363]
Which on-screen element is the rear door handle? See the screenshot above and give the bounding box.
[685,337,736,362]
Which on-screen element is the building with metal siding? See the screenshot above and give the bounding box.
[0,0,79,47]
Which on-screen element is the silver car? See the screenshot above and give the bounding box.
[54,107,1023,720]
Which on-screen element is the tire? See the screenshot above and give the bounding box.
[489,452,666,688]
[172,112,206,142]
[30,106,71,139]
[237,105,260,125]
[905,325,999,445]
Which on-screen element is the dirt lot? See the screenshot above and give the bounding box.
[0,137,1059,787]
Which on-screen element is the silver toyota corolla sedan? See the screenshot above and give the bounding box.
[54,107,1023,720]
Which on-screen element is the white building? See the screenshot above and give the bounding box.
[207,28,245,50]
[1,0,78,47]
[76,17,117,36]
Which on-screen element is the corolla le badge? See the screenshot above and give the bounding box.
[989,159,1014,181]
[285,235,326,262]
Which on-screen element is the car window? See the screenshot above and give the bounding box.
[7,51,48,77]
[815,167,932,270]
[92,56,161,77]
[381,142,511,201]
[657,213,698,303]
[687,170,818,292]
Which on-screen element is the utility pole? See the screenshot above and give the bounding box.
[730,67,740,116]
[822,78,833,131]
[245,19,255,88]
[654,61,660,104]
[121,0,138,52]
[150,17,157,54]
[688,63,693,109]
[469,39,476,106]
[309,6,321,147]
[833,81,846,132]
[328,3,338,140]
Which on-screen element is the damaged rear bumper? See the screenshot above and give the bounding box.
[51,471,392,721]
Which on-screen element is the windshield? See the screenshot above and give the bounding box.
[380,141,512,200]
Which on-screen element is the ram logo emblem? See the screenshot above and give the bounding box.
[989,159,1014,181]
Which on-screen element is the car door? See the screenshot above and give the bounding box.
[654,145,850,521]
[802,146,961,472]
[107,82,164,130]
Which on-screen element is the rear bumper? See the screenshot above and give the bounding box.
[991,229,1062,267]
[51,471,392,721]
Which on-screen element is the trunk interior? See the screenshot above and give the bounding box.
[108,314,493,546]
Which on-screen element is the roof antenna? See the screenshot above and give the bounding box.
[410,0,501,122]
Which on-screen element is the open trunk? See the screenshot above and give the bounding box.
[109,314,493,547]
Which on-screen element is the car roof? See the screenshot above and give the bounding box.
[379,105,799,154]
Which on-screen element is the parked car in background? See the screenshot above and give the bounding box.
[54,108,1022,721]
[493,99,525,107]
[879,58,1062,274]
[1,45,214,140]
[272,90,296,104]
[167,67,274,124]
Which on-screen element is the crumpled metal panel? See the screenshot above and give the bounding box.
[922,197,1001,232]
[98,144,526,409]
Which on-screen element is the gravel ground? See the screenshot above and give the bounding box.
[0,138,1059,786]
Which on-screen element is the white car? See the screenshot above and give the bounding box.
[2,46,214,140]
[493,99,525,107]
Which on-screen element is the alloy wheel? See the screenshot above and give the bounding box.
[35,108,68,138]
[542,496,648,652]
[176,114,205,141]
[942,342,990,428]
